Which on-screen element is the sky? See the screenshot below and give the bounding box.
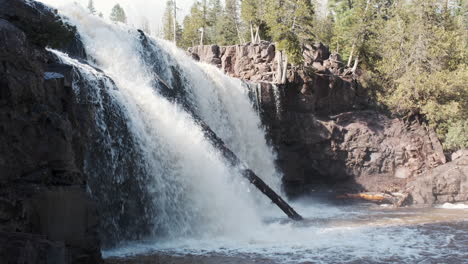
[39,0,328,37]
[38,0,194,36]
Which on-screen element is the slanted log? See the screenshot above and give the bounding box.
[137,31,303,220]
[196,120,303,221]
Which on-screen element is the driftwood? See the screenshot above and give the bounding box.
[336,192,410,208]
[138,30,302,221]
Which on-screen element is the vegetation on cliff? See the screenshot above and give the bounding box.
[159,0,467,151]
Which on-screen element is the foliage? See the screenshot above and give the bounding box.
[371,0,468,150]
[180,1,208,48]
[110,4,127,24]
[263,0,315,64]
[218,0,241,45]
[206,0,223,43]
[166,0,468,150]
[178,0,241,48]
[445,120,468,150]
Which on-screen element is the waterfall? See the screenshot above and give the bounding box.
[271,84,283,120]
[29,2,468,263]
[47,4,284,247]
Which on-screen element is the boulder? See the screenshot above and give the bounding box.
[407,151,467,205]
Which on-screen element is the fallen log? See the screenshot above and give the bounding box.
[196,120,303,220]
[336,192,410,207]
[138,30,303,221]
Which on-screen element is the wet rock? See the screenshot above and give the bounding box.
[0,232,66,264]
[0,0,87,59]
[0,2,102,263]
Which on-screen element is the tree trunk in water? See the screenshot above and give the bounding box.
[139,29,302,221]
[347,43,355,67]
[196,120,302,221]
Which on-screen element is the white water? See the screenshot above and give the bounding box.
[48,3,281,241]
[38,1,468,263]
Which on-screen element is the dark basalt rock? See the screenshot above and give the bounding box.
[0,0,87,59]
[407,151,468,205]
[0,1,102,263]
[0,232,66,264]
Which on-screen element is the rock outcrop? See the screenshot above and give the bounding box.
[189,42,456,204]
[408,151,467,205]
[0,0,101,263]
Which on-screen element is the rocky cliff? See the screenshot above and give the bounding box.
[0,1,101,263]
[189,42,467,204]
[1,1,466,263]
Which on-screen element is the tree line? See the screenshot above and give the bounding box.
[161,0,467,151]
[85,0,467,151]
[87,0,127,24]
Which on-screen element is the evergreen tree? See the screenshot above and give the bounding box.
[207,0,223,43]
[241,0,262,43]
[163,0,175,41]
[264,0,315,65]
[163,0,182,43]
[87,0,96,15]
[180,2,206,47]
[219,0,241,45]
[110,4,127,24]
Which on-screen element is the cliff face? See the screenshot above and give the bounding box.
[189,43,467,204]
[0,0,101,263]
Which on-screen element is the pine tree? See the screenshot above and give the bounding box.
[110,4,127,24]
[180,1,213,47]
[162,0,182,44]
[359,0,468,150]
[87,0,96,15]
[219,0,241,45]
[263,0,315,65]
[241,0,259,43]
[207,0,223,43]
[163,0,176,41]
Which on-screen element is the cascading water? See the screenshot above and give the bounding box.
[38,2,468,263]
[48,3,279,247]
